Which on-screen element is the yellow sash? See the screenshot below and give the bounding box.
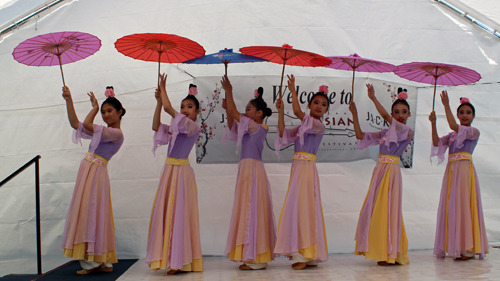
[165,156,189,166]
[377,154,400,164]
[84,152,108,167]
[448,152,472,162]
[292,152,316,161]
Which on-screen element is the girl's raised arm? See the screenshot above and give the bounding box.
[82,91,99,133]
[152,88,162,131]
[348,101,365,139]
[158,73,176,118]
[429,111,440,146]
[62,86,80,130]
[276,97,285,138]
[288,75,305,121]
[367,84,392,124]
[441,91,459,132]
[221,75,240,127]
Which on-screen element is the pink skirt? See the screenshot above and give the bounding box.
[434,159,488,258]
[145,163,202,271]
[274,159,328,262]
[61,158,117,263]
[354,162,409,264]
[225,158,276,263]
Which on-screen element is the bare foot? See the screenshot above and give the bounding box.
[167,269,179,275]
[95,266,113,273]
[239,264,252,270]
[292,262,307,270]
[292,262,317,268]
[456,255,474,261]
[76,268,96,275]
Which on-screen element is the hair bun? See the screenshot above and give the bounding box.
[460,97,470,104]
[254,87,264,98]
[265,108,273,117]
[189,84,198,96]
[397,91,408,100]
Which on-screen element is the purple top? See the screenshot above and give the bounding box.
[152,111,200,159]
[274,114,325,159]
[357,120,414,157]
[222,115,268,161]
[430,125,480,165]
[73,122,124,160]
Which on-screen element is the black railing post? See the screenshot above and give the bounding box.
[35,157,42,275]
[0,155,42,275]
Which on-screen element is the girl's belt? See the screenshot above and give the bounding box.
[292,152,316,161]
[165,157,189,166]
[377,154,400,164]
[448,152,472,162]
[84,152,108,167]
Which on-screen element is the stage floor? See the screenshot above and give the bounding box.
[118,248,500,280]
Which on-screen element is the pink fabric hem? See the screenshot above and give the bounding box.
[61,160,115,256]
[274,160,328,262]
[430,139,447,165]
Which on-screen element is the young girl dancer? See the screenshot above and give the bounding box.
[274,74,329,270]
[349,84,413,265]
[61,86,125,274]
[429,91,488,260]
[220,75,276,270]
[145,74,203,274]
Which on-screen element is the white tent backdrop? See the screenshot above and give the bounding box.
[0,0,499,276]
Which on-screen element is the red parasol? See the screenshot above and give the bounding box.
[115,33,205,84]
[325,53,397,101]
[12,31,101,86]
[240,44,331,98]
[394,62,481,111]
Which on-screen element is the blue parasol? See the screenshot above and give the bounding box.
[183,48,267,75]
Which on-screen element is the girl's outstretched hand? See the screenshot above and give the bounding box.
[366,84,375,100]
[440,90,449,106]
[158,73,167,91]
[348,101,357,115]
[87,91,98,108]
[287,74,295,92]
[276,98,284,113]
[222,98,227,110]
[62,86,72,100]
[429,111,436,123]
[154,88,161,102]
[221,75,232,93]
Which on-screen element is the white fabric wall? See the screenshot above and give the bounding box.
[0,0,499,276]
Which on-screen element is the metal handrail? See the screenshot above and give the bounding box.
[0,155,42,275]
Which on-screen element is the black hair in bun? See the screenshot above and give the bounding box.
[250,87,272,118]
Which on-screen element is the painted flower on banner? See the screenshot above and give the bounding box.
[196,83,222,163]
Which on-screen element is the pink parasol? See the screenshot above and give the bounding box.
[394,62,481,110]
[12,31,102,86]
[240,44,332,98]
[325,53,397,101]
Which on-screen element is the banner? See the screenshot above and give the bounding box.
[194,76,416,167]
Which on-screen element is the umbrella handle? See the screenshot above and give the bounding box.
[351,69,355,102]
[432,80,437,112]
[57,55,66,87]
[157,52,162,87]
[279,60,287,100]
